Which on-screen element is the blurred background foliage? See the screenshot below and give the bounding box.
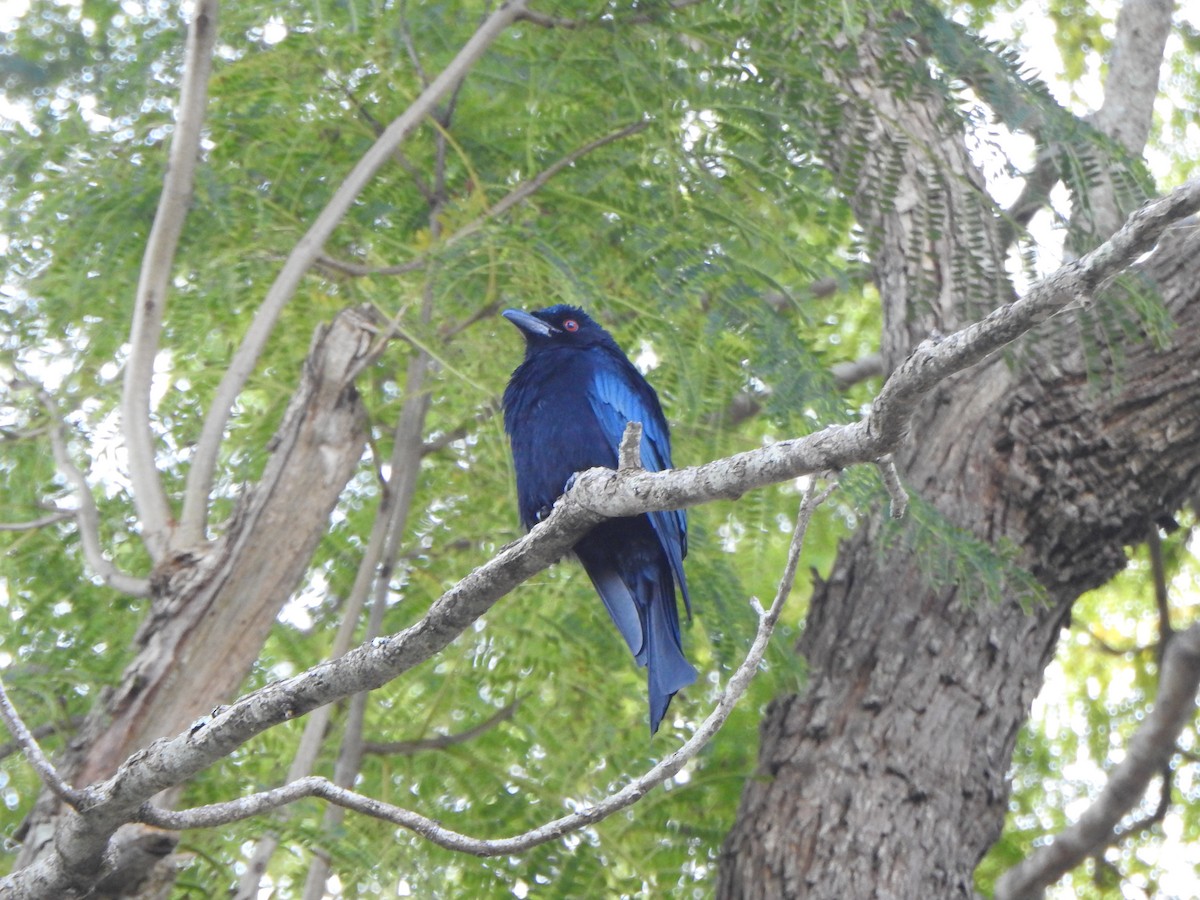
[1,0,1198,896]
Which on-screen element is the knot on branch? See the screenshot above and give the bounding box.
[618,422,644,473]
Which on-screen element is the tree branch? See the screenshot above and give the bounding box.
[0,676,83,807]
[120,0,219,560]
[831,352,885,390]
[995,620,1200,900]
[178,0,530,545]
[138,480,834,853]
[31,385,151,597]
[362,698,522,755]
[0,510,73,531]
[313,119,650,280]
[1091,0,1174,158]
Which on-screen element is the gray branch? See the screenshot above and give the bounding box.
[995,620,1200,900]
[0,510,73,531]
[120,0,219,560]
[0,676,82,806]
[137,481,834,854]
[31,384,150,596]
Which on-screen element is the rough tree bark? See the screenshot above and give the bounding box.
[717,7,1195,898]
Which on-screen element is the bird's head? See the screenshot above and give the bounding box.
[501,305,618,353]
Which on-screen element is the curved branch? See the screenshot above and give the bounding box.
[178,0,530,545]
[139,482,834,853]
[34,387,151,597]
[120,0,219,560]
[995,620,1200,900]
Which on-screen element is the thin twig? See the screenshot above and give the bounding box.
[120,0,219,560]
[313,119,650,280]
[0,510,73,531]
[30,385,150,597]
[138,480,838,854]
[363,698,522,755]
[0,676,83,806]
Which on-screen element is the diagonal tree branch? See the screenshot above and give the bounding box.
[179,0,530,546]
[0,717,85,762]
[0,510,73,531]
[26,383,151,597]
[139,480,835,853]
[120,0,219,561]
[0,677,83,807]
[995,619,1200,900]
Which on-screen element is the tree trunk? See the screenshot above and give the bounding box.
[718,11,1200,896]
[14,306,385,889]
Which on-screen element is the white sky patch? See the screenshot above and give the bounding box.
[278,570,329,630]
[634,339,659,373]
[261,16,287,46]
[0,1,31,33]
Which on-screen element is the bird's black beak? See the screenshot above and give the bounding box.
[502,308,558,338]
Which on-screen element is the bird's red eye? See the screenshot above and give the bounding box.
[563,319,580,332]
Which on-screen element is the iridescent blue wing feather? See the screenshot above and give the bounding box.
[586,360,691,616]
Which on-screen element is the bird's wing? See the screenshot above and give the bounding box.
[586,362,691,614]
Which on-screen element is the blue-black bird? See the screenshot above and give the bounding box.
[501,305,696,734]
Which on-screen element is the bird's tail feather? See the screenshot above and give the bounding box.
[645,577,697,734]
[586,568,646,660]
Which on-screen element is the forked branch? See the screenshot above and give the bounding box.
[138,482,836,854]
